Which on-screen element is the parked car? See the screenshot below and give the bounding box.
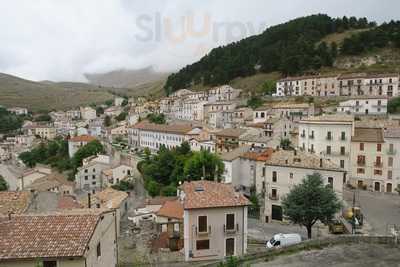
[266,233,302,249]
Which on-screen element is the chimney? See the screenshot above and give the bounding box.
[88,193,92,208]
[319,158,323,168]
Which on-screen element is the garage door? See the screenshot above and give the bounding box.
[271,205,283,221]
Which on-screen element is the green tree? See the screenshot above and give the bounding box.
[105,99,113,107]
[247,96,264,109]
[104,115,112,127]
[112,180,135,191]
[146,113,166,124]
[282,173,342,239]
[280,138,292,150]
[0,175,8,191]
[96,106,104,116]
[184,150,224,181]
[262,80,276,95]
[34,114,52,122]
[72,140,104,172]
[121,99,129,107]
[115,112,128,122]
[388,97,400,114]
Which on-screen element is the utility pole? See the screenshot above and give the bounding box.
[352,190,356,235]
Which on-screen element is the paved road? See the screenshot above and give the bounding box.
[251,243,400,267]
[0,163,22,190]
[343,189,400,235]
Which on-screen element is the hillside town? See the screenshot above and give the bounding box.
[1,70,400,266]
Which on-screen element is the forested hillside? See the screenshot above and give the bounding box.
[164,14,400,95]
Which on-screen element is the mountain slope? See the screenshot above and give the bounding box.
[85,67,169,88]
[164,14,400,94]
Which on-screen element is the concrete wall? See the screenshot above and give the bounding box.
[184,206,248,262]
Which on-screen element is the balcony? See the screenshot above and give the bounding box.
[300,133,306,138]
[224,224,239,234]
[269,193,279,201]
[387,149,397,155]
[196,226,212,237]
[309,135,315,139]
[321,151,349,157]
[357,161,366,166]
[374,162,383,168]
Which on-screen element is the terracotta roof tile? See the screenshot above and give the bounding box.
[146,196,178,206]
[93,188,128,209]
[69,135,96,142]
[0,192,32,215]
[216,128,247,138]
[181,181,250,210]
[58,196,83,210]
[156,200,183,220]
[352,127,384,143]
[0,214,99,260]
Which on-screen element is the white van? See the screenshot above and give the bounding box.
[266,233,302,248]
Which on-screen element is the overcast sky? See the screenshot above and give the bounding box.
[0,0,399,82]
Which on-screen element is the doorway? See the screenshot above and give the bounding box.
[271,205,283,221]
[225,238,235,257]
[386,183,392,193]
[374,182,380,192]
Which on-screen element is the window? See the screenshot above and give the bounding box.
[357,168,365,174]
[84,169,88,173]
[377,144,382,152]
[389,144,394,153]
[374,169,382,175]
[43,262,57,267]
[198,216,207,233]
[340,160,345,169]
[96,242,101,257]
[290,173,293,179]
[84,176,88,180]
[196,240,210,250]
[340,147,345,155]
[262,167,266,177]
[226,214,235,230]
[384,155,393,167]
[272,171,277,182]
[341,132,346,141]
[388,170,393,179]
[93,168,96,172]
[359,143,364,151]
[328,177,333,188]
[92,175,96,179]
[326,146,331,155]
[92,181,96,185]
[327,131,332,140]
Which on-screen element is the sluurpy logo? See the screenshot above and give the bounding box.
[134,12,267,59]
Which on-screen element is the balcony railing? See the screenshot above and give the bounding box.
[387,149,397,155]
[224,223,239,234]
[374,162,383,168]
[300,133,306,138]
[196,226,212,236]
[269,193,279,201]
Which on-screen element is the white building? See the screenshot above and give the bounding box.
[7,107,28,116]
[102,164,133,186]
[128,121,193,151]
[75,155,111,192]
[337,97,388,116]
[68,135,96,158]
[262,149,345,222]
[298,115,354,171]
[208,85,242,102]
[115,97,125,106]
[80,107,97,121]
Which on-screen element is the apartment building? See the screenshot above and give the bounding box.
[7,107,28,116]
[298,115,354,171]
[25,124,57,140]
[0,210,118,267]
[80,106,97,121]
[275,73,399,97]
[101,164,133,186]
[337,97,388,116]
[181,180,250,261]
[350,127,388,192]
[75,155,111,192]
[204,102,237,125]
[128,121,193,151]
[261,149,345,222]
[208,85,242,102]
[254,103,314,124]
[383,128,400,193]
[68,135,96,158]
[215,128,247,153]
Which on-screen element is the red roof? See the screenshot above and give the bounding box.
[181,181,250,210]
[58,195,83,210]
[69,135,96,142]
[156,200,183,220]
[0,214,100,260]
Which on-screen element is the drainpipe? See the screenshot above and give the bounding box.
[242,206,245,256]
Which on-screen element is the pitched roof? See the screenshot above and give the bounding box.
[69,135,96,142]
[0,192,32,215]
[220,145,251,161]
[352,127,384,143]
[146,196,178,206]
[0,214,100,260]
[241,148,274,161]
[384,128,400,138]
[93,188,128,209]
[132,121,193,135]
[215,128,247,138]
[181,180,250,210]
[156,200,183,220]
[58,195,83,210]
[264,149,343,172]
[27,173,74,192]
